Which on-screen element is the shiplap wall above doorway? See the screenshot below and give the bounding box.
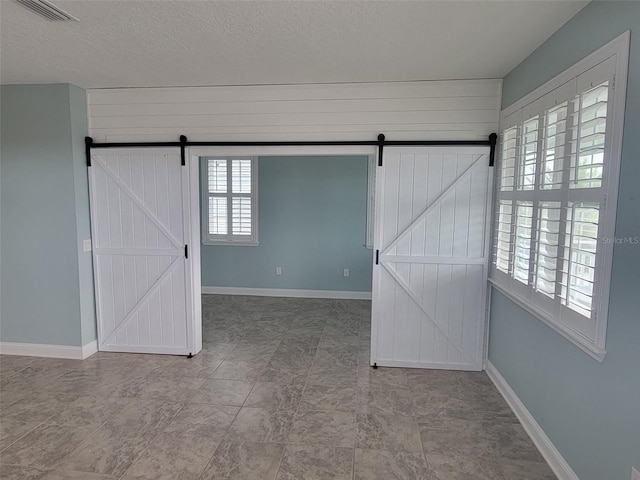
[86,80,502,143]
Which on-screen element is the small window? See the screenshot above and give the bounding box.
[201,157,258,245]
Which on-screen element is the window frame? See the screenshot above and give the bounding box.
[365,154,376,249]
[489,31,630,362]
[200,156,259,246]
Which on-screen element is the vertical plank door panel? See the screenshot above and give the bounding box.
[89,149,194,355]
[371,147,491,371]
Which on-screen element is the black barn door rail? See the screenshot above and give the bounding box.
[85,133,498,168]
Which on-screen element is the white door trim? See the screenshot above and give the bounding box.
[186,148,202,354]
[188,145,375,354]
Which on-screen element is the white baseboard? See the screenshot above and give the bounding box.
[81,340,98,359]
[201,286,372,300]
[0,339,98,360]
[485,361,580,480]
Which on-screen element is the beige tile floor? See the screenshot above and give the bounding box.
[0,295,556,479]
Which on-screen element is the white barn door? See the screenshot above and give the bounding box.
[89,149,198,355]
[371,147,492,371]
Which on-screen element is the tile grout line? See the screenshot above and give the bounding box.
[272,320,328,479]
[39,415,114,477]
[197,304,258,480]
[353,313,364,480]
[407,362,436,476]
[0,417,49,455]
[115,400,191,480]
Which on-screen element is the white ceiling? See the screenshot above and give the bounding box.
[0,0,587,89]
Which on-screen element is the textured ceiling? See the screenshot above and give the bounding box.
[0,0,588,88]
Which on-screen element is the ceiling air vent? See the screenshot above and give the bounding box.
[15,0,78,21]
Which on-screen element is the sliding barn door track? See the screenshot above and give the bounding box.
[85,133,498,168]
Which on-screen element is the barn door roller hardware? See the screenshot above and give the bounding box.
[377,134,385,166]
[180,135,187,166]
[85,133,498,167]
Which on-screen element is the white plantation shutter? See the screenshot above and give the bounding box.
[208,159,227,193]
[519,117,539,191]
[494,200,513,274]
[490,41,628,360]
[232,159,252,193]
[562,203,600,316]
[572,82,608,189]
[232,197,252,235]
[534,201,561,298]
[542,103,569,190]
[513,201,534,285]
[209,197,228,235]
[500,126,518,192]
[202,157,258,245]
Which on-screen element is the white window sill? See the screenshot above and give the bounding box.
[202,241,259,247]
[488,278,606,363]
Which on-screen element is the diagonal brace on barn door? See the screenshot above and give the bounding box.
[380,263,477,365]
[99,254,182,346]
[93,155,183,250]
[381,154,488,257]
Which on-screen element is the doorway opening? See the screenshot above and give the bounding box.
[191,147,378,392]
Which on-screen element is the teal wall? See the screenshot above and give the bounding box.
[489,3,640,479]
[0,84,96,347]
[201,156,373,292]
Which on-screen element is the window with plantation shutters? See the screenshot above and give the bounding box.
[201,157,258,245]
[490,33,629,361]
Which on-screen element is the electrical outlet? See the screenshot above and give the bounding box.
[83,239,92,252]
[343,268,350,277]
[275,266,282,276]
[631,467,639,480]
